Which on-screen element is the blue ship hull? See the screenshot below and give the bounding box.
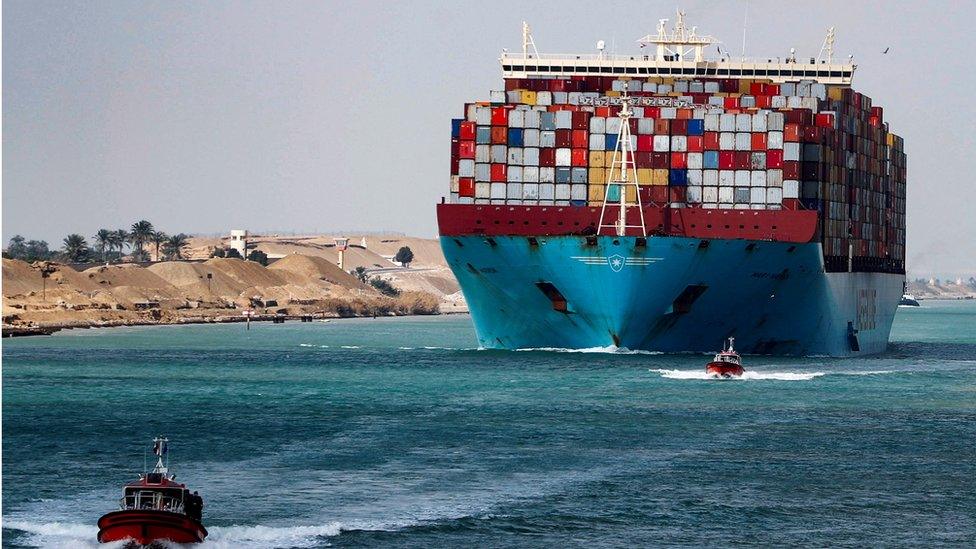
[441,235,903,356]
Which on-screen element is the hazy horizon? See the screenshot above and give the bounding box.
[4,1,975,277]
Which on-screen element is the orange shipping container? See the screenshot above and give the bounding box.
[571,149,588,167]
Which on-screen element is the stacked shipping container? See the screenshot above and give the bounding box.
[449,76,905,274]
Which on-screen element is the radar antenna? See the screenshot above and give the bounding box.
[598,94,647,237]
[521,21,539,60]
[817,27,835,64]
[636,10,718,62]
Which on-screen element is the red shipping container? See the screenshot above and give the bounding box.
[671,119,689,134]
[784,124,801,142]
[635,151,653,168]
[539,148,556,167]
[459,140,476,159]
[782,198,801,210]
[451,157,459,175]
[671,152,688,168]
[458,177,475,197]
[767,84,781,95]
[637,135,654,152]
[460,122,476,140]
[815,113,835,128]
[572,111,590,130]
[676,109,693,120]
[451,137,459,158]
[652,152,670,169]
[719,151,735,169]
[491,107,509,126]
[784,109,813,126]
[803,126,824,143]
[766,149,783,168]
[751,133,767,151]
[571,149,588,167]
[490,163,507,182]
[783,161,800,179]
[644,107,661,119]
[687,135,704,152]
[704,132,720,150]
[750,82,766,95]
[655,119,670,134]
[755,95,772,109]
[595,106,612,117]
[491,126,507,144]
[572,130,588,148]
[555,129,572,148]
[724,96,740,109]
[734,151,751,169]
[669,186,687,203]
[629,118,639,133]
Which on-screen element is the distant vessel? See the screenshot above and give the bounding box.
[97,437,207,546]
[899,294,920,307]
[705,337,745,378]
[438,12,906,356]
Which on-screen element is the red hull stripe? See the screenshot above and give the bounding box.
[437,203,818,243]
[97,510,207,544]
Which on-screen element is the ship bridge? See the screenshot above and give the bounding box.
[502,12,854,85]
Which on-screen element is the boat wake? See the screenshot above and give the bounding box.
[649,369,896,381]
[516,345,662,355]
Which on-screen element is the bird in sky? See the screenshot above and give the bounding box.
[882,47,890,54]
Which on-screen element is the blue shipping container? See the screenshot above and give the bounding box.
[687,119,704,136]
[508,128,524,147]
[452,119,463,138]
[703,151,720,169]
[669,169,688,186]
[605,134,619,151]
[476,127,491,144]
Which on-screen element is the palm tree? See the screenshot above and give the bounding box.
[162,233,190,260]
[94,229,113,262]
[149,231,168,262]
[110,229,128,261]
[62,234,90,263]
[129,220,154,261]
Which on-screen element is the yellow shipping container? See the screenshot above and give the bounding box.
[886,133,896,146]
[606,90,621,97]
[652,169,669,185]
[590,151,606,168]
[589,167,607,184]
[625,186,637,203]
[521,90,537,105]
[738,80,753,94]
[660,77,674,84]
[828,86,845,101]
[648,76,664,84]
[588,185,606,202]
[637,168,653,185]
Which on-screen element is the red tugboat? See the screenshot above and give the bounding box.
[97,437,208,546]
[705,338,745,378]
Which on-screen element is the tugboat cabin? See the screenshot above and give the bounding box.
[122,475,188,513]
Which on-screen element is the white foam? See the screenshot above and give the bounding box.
[516,345,662,355]
[3,520,110,549]
[340,345,361,349]
[649,369,826,381]
[203,523,346,548]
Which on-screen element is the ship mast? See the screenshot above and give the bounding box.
[636,10,719,62]
[598,94,646,237]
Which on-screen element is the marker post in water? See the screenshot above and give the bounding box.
[242,308,254,330]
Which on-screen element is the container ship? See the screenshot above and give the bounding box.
[437,13,906,356]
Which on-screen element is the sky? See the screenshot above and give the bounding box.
[3,0,975,277]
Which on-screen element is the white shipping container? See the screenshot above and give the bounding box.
[567,92,583,105]
[796,81,812,97]
[671,135,688,152]
[590,116,606,133]
[476,145,490,163]
[536,91,553,106]
[735,170,751,187]
[523,148,540,166]
[751,113,768,132]
[523,129,540,147]
[750,187,766,203]
[508,110,525,128]
[522,183,540,199]
[735,132,752,151]
[719,114,736,131]
[708,96,725,107]
[490,145,507,163]
[638,118,654,134]
[674,80,689,93]
[767,131,784,149]
[523,110,540,128]
[555,184,572,200]
[719,187,734,203]
[767,187,783,204]
[539,167,555,183]
[687,152,703,169]
[475,107,491,125]
[456,195,473,205]
[642,82,657,92]
[459,159,475,177]
[703,186,719,202]
[475,182,491,198]
[589,134,605,151]
[490,182,507,199]
[705,114,721,131]
[555,148,572,166]
[490,90,506,104]
[508,167,523,183]
[735,114,752,131]
[553,92,568,104]
[689,81,705,93]
[611,79,626,92]
[811,83,827,100]
[627,80,641,92]
[555,111,572,129]
[768,112,785,131]
[781,83,796,96]
[740,96,756,109]
[751,171,767,187]
[719,170,735,187]
[507,148,523,165]
[651,135,668,152]
[767,169,783,187]
[539,183,555,200]
[631,107,644,118]
[703,170,719,186]
[783,180,799,198]
[450,176,459,193]
[704,81,720,93]
[688,169,704,185]
[687,186,703,202]
[475,163,491,182]
[771,95,787,109]
[800,97,819,110]
[660,107,677,119]
[540,131,556,148]
[720,132,736,150]
[571,184,587,200]
[783,142,800,161]
[734,187,750,203]
[522,166,539,182]
[506,182,523,198]
[606,118,622,134]
[787,95,803,108]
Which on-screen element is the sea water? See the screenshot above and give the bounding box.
[3,302,975,547]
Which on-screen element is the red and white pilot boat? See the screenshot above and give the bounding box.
[97,437,208,546]
[705,338,745,378]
